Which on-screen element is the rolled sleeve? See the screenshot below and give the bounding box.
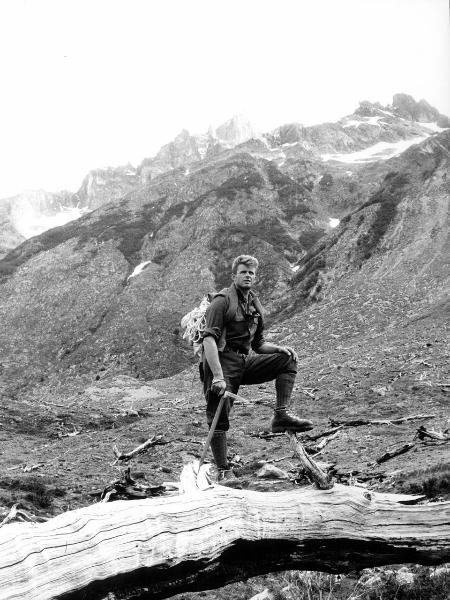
[202,296,227,342]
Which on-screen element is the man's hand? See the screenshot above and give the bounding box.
[211,378,227,396]
[255,342,298,361]
[278,345,298,362]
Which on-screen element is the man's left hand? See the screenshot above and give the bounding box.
[278,345,298,361]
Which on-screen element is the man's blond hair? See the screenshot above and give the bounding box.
[231,255,259,274]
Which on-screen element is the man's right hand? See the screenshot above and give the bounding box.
[211,378,227,396]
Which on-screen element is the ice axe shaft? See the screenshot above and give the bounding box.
[198,390,249,469]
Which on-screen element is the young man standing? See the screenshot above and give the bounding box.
[202,254,313,478]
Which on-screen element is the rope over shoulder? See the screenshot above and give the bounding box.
[180,296,210,345]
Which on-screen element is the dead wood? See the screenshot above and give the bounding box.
[376,442,416,464]
[287,432,334,489]
[416,426,450,442]
[251,431,284,439]
[333,468,387,485]
[1,480,449,600]
[7,462,45,472]
[113,434,169,462]
[330,414,435,427]
[305,424,344,441]
[301,387,317,398]
[305,431,340,456]
[0,504,43,528]
[98,468,167,501]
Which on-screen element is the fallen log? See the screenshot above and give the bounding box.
[1,481,449,600]
[330,414,435,427]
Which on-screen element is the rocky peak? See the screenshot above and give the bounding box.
[74,165,139,211]
[139,129,205,182]
[215,114,260,145]
[354,101,386,117]
[391,93,450,127]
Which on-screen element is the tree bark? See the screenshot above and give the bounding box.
[1,484,449,600]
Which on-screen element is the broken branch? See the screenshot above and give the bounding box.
[376,443,416,464]
[287,432,334,489]
[113,434,169,462]
[416,426,450,442]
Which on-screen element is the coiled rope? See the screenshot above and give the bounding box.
[180,296,210,344]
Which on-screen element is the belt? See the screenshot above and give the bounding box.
[224,346,248,357]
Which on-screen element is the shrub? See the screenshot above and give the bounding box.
[355,172,410,262]
[319,173,333,188]
[279,567,450,600]
[216,171,265,201]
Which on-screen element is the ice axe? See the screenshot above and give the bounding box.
[198,390,249,469]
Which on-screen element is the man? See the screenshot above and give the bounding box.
[202,254,313,479]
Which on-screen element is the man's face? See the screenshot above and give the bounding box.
[232,263,257,291]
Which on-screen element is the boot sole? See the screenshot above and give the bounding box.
[271,424,314,433]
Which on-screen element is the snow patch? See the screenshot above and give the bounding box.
[269,150,286,160]
[329,218,340,228]
[342,116,382,128]
[322,136,429,164]
[128,261,152,280]
[15,205,89,239]
[420,122,448,133]
[291,264,300,272]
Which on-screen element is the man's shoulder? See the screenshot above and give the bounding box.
[206,293,228,312]
[206,286,237,321]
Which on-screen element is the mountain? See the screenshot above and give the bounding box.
[0,167,141,258]
[1,95,447,260]
[0,151,322,395]
[0,94,448,399]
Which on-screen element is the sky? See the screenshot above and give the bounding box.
[0,0,448,199]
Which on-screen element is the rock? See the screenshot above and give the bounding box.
[74,165,140,211]
[256,463,290,480]
[370,386,389,396]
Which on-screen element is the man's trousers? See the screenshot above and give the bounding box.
[203,348,297,431]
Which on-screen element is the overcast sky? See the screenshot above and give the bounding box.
[0,0,448,198]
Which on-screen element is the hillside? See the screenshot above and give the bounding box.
[0,96,449,599]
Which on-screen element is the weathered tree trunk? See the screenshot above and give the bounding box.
[1,484,449,600]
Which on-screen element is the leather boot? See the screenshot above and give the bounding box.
[273,372,313,432]
[271,409,314,432]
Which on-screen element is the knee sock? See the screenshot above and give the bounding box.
[275,371,296,413]
[210,430,228,469]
